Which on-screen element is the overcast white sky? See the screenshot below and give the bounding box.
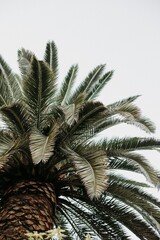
[1,1,160,169]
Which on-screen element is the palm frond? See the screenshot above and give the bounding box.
[69,65,106,103]
[0,103,31,136]
[108,174,160,208]
[61,145,108,199]
[59,196,130,240]
[105,137,160,155]
[29,124,59,164]
[23,56,57,129]
[109,157,139,171]
[87,70,114,100]
[44,41,58,79]
[0,55,22,105]
[56,64,78,105]
[107,95,140,111]
[54,212,73,240]
[61,104,76,126]
[93,194,160,239]
[108,175,160,225]
[106,95,155,133]
[58,207,85,240]
[0,135,27,167]
[118,152,160,185]
[63,101,107,142]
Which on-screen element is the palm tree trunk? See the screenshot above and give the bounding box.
[0,180,56,240]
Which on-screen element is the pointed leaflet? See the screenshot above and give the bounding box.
[62,145,108,199]
[107,95,141,118]
[44,41,58,78]
[118,152,160,186]
[106,95,155,133]
[107,95,141,109]
[105,137,160,156]
[94,194,160,239]
[23,56,56,129]
[61,197,127,239]
[29,124,59,164]
[57,64,78,105]
[87,71,114,100]
[108,175,160,225]
[68,65,106,103]
[0,55,22,106]
[97,115,155,135]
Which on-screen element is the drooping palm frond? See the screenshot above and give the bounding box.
[106,96,156,133]
[0,41,160,240]
[60,181,160,240]
[61,144,108,199]
[108,173,160,218]
[58,197,128,240]
[117,152,160,185]
[29,123,59,164]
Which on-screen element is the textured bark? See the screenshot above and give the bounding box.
[0,180,56,240]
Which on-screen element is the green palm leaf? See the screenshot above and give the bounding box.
[94,194,159,239]
[64,101,107,143]
[69,64,106,103]
[44,41,58,79]
[108,174,160,208]
[62,145,108,199]
[57,64,78,105]
[108,175,160,227]
[60,196,129,240]
[0,103,31,136]
[23,56,56,129]
[106,137,160,154]
[119,152,160,185]
[0,55,22,106]
[87,70,114,100]
[106,95,155,133]
[29,124,59,164]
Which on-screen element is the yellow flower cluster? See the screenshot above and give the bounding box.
[26,228,92,240]
[25,227,66,240]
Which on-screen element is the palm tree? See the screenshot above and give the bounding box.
[0,41,160,240]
